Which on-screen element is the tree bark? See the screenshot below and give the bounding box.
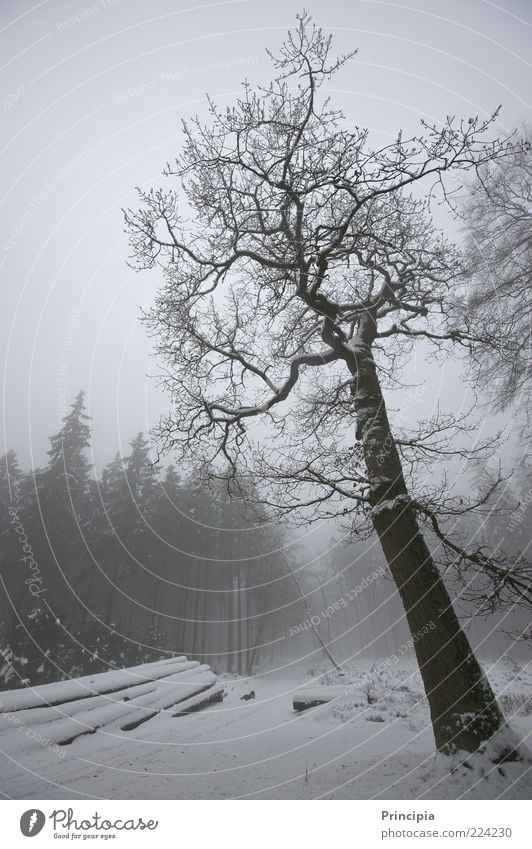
[351,342,511,756]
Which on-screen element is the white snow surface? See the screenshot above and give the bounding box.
[370,495,412,518]
[0,656,530,799]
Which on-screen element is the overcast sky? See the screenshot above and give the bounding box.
[1,0,530,474]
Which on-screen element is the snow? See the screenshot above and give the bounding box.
[370,495,412,518]
[402,730,532,801]
[0,656,530,800]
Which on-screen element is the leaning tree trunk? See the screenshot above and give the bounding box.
[351,344,511,757]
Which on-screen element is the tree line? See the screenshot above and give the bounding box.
[0,390,529,696]
[0,391,309,688]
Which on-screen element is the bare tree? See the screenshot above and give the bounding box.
[455,128,532,635]
[283,553,343,673]
[459,126,532,430]
[126,15,529,760]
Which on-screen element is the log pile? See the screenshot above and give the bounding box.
[0,657,224,746]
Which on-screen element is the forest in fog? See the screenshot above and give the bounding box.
[0,391,402,687]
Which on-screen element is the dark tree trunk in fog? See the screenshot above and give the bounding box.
[246,561,275,676]
[236,568,243,676]
[227,569,235,674]
[245,588,252,675]
[246,610,265,676]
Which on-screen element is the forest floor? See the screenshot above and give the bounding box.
[1,656,531,799]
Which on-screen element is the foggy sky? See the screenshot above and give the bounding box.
[1,0,531,475]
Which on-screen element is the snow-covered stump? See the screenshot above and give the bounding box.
[293,684,366,712]
[0,657,224,746]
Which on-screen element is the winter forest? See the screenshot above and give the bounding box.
[1,1,531,804]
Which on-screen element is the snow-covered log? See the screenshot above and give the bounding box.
[293,684,366,712]
[0,656,190,712]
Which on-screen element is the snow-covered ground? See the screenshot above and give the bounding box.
[0,656,530,800]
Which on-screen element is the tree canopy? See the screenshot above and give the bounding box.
[126,17,513,513]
